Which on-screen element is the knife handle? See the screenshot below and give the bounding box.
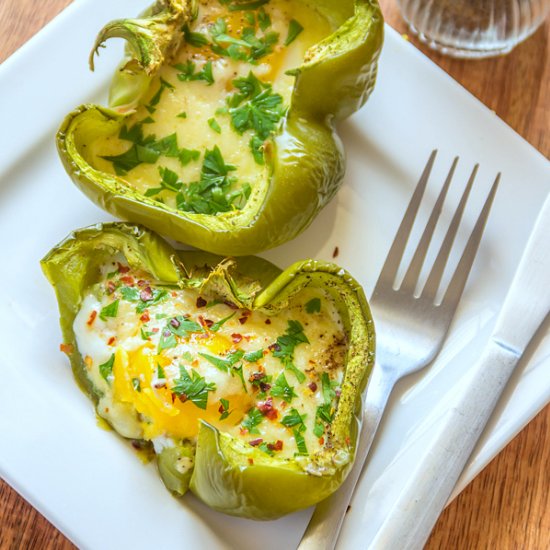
[367,341,520,550]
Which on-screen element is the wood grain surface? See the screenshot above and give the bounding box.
[0,1,548,549]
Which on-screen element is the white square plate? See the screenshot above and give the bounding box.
[0,1,548,548]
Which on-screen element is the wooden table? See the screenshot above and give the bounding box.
[0,1,548,548]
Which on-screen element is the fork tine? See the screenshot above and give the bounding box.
[374,150,437,291]
[440,173,500,309]
[400,157,458,294]
[420,163,478,301]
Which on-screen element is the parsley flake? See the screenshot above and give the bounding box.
[174,60,214,85]
[305,297,321,313]
[208,118,222,134]
[242,408,264,434]
[272,320,309,382]
[171,366,216,410]
[99,354,115,382]
[284,19,304,46]
[99,300,119,321]
[270,372,297,403]
[226,72,285,163]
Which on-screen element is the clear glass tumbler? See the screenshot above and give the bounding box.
[396,0,550,58]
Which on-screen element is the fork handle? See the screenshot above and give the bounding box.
[297,363,398,550]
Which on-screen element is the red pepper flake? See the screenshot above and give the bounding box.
[140,286,153,302]
[153,382,167,389]
[198,315,214,328]
[106,281,116,295]
[268,343,281,352]
[265,319,271,325]
[231,333,243,343]
[267,440,283,452]
[238,316,248,325]
[248,458,254,465]
[319,437,325,445]
[240,427,247,436]
[257,397,278,420]
[332,246,339,258]
[140,312,150,322]
[87,310,97,326]
[249,438,263,447]
[120,275,134,285]
[345,436,351,446]
[177,393,189,404]
[117,263,130,274]
[59,343,73,355]
[152,327,159,333]
[170,317,181,328]
[107,336,116,346]
[196,296,207,308]
[308,382,318,392]
[224,300,239,310]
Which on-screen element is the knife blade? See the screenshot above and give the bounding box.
[365,192,550,550]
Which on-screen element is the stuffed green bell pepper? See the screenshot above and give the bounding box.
[57,0,383,256]
[41,222,375,519]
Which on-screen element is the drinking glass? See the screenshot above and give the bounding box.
[396,0,550,58]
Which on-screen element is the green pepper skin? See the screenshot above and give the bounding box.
[41,223,375,519]
[56,0,384,256]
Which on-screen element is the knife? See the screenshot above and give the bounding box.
[363,192,550,549]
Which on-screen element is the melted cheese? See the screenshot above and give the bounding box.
[73,261,347,459]
[87,0,333,209]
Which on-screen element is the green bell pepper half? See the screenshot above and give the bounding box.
[56,0,384,256]
[41,222,375,519]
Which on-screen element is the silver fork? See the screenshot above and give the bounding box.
[298,150,500,550]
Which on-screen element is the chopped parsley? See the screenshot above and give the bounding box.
[200,350,247,392]
[158,328,177,352]
[225,72,285,163]
[177,111,188,119]
[321,372,336,404]
[210,312,235,332]
[102,122,199,175]
[199,349,244,372]
[147,77,174,113]
[140,327,153,340]
[281,408,306,431]
[270,372,297,403]
[144,166,183,198]
[258,8,271,31]
[183,25,210,47]
[132,377,142,392]
[167,316,203,337]
[99,354,115,382]
[314,374,338,436]
[174,60,214,85]
[171,366,216,410]
[99,300,119,321]
[120,285,168,313]
[244,349,264,362]
[305,297,321,314]
[208,117,222,133]
[174,146,251,214]
[219,398,232,420]
[293,428,308,455]
[272,320,309,382]
[156,363,166,379]
[284,19,304,46]
[242,407,264,434]
[258,442,274,456]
